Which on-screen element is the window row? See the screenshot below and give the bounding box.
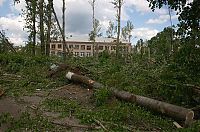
[74,52,91,57]
[51,44,62,49]
[69,45,91,50]
[51,44,129,51]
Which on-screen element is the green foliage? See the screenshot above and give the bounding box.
[0,53,68,96]
[93,87,111,106]
[42,98,80,117]
[7,112,54,131]
[77,101,174,131]
[89,19,102,41]
[0,113,13,127]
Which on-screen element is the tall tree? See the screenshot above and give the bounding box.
[62,0,67,60]
[39,0,45,55]
[31,0,37,56]
[89,0,97,57]
[121,20,134,42]
[46,0,53,56]
[121,27,128,41]
[112,0,124,57]
[126,20,134,42]
[89,19,102,41]
[14,0,37,55]
[106,21,115,38]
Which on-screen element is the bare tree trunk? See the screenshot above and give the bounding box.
[66,72,194,126]
[62,0,67,60]
[32,1,36,55]
[168,7,173,54]
[89,0,97,57]
[51,2,70,54]
[39,0,45,55]
[46,0,53,56]
[116,0,122,58]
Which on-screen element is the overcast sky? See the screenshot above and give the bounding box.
[0,0,179,46]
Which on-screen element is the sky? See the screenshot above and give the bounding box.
[0,0,179,46]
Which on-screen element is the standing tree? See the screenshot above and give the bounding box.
[62,0,67,60]
[89,19,102,56]
[112,0,124,58]
[106,20,115,38]
[39,0,45,55]
[89,19,102,40]
[89,0,97,57]
[14,0,37,55]
[121,27,128,41]
[126,20,134,42]
[46,0,53,56]
[121,20,134,42]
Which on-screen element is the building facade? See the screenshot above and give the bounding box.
[50,37,132,57]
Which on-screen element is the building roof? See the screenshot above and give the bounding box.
[64,36,130,44]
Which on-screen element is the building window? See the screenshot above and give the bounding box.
[87,46,91,50]
[105,46,109,50]
[81,45,85,50]
[86,52,91,57]
[111,46,116,50]
[99,46,103,50]
[74,45,79,50]
[80,52,85,57]
[51,51,55,55]
[74,52,79,56]
[69,45,73,49]
[58,44,62,49]
[51,44,55,49]
[57,51,63,57]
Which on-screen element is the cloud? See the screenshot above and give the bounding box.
[3,0,168,46]
[132,28,159,40]
[0,0,5,6]
[146,14,178,24]
[125,0,150,13]
[0,14,27,46]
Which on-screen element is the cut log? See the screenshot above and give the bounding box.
[48,63,70,77]
[65,72,194,126]
[0,89,4,97]
[134,95,194,126]
[173,122,183,128]
[111,88,136,102]
[66,72,103,89]
[48,64,91,78]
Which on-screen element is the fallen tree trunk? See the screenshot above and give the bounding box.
[66,72,194,126]
[48,63,91,78]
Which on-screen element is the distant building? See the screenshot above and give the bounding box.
[50,36,132,57]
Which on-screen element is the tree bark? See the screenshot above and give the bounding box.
[116,0,122,58]
[46,0,53,56]
[66,72,194,126]
[51,3,70,54]
[39,0,45,55]
[32,1,36,56]
[62,0,67,60]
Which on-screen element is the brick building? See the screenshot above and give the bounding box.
[50,36,132,57]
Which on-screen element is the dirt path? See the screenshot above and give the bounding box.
[0,84,94,132]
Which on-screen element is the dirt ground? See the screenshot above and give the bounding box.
[0,84,94,132]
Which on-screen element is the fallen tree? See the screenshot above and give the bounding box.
[48,63,91,78]
[66,72,194,126]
